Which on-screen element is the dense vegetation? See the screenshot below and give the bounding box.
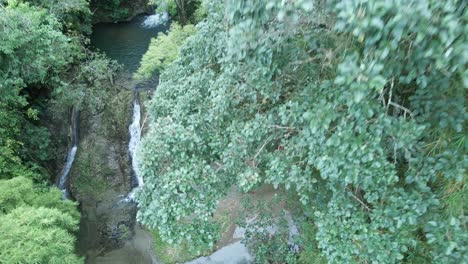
[136,0,467,263]
[90,0,150,22]
[90,0,132,21]
[1,0,466,263]
[0,0,117,262]
[150,0,203,25]
[0,177,81,263]
[135,22,196,81]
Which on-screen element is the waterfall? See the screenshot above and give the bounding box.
[141,12,169,28]
[58,108,79,199]
[125,92,143,202]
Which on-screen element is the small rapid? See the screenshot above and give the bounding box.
[141,12,169,28]
[125,91,143,202]
[58,108,79,199]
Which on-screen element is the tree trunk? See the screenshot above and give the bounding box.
[175,0,188,25]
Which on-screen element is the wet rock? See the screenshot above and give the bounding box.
[89,226,159,264]
[69,89,138,258]
[284,210,300,253]
[185,241,252,264]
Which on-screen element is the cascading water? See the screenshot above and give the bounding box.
[58,108,79,199]
[76,15,168,263]
[141,12,169,28]
[125,91,143,201]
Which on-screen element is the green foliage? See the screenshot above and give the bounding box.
[0,177,82,263]
[71,144,111,200]
[90,0,130,22]
[10,0,92,33]
[150,0,201,24]
[0,3,72,93]
[137,0,467,263]
[0,105,40,180]
[0,177,79,219]
[0,2,73,180]
[52,53,120,114]
[135,22,196,81]
[0,206,82,264]
[1,1,118,181]
[238,198,298,264]
[153,0,177,17]
[192,2,206,24]
[152,229,206,264]
[297,221,327,264]
[0,1,115,262]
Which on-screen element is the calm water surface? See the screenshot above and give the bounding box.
[91,16,169,73]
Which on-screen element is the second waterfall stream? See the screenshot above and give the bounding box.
[126,91,143,201]
[58,108,79,199]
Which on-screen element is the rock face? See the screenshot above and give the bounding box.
[69,89,138,259]
[91,0,154,24]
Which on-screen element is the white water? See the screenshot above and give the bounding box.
[58,109,79,199]
[59,145,78,198]
[141,12,169,28]
[125,95,142,202]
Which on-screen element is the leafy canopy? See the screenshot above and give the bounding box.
[0,177,82,263]
[0,1,114,263]
[0,206,82,264]
[135,22,196,81]
[136,0,467,263]
[150,0,203,25]
[0,2,118,181]
[0,176,79,218]
[0,2,73,180]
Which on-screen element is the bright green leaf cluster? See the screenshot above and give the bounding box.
[0,177,82,263]
[0,207,82,264]
[135,22,196,82]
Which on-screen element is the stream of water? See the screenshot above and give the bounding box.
[61,14,166,199]
[58,108,79,198]
[125,91,143,202]
[74,15,170,264]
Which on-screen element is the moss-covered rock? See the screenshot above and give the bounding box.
[69,86,137,257]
